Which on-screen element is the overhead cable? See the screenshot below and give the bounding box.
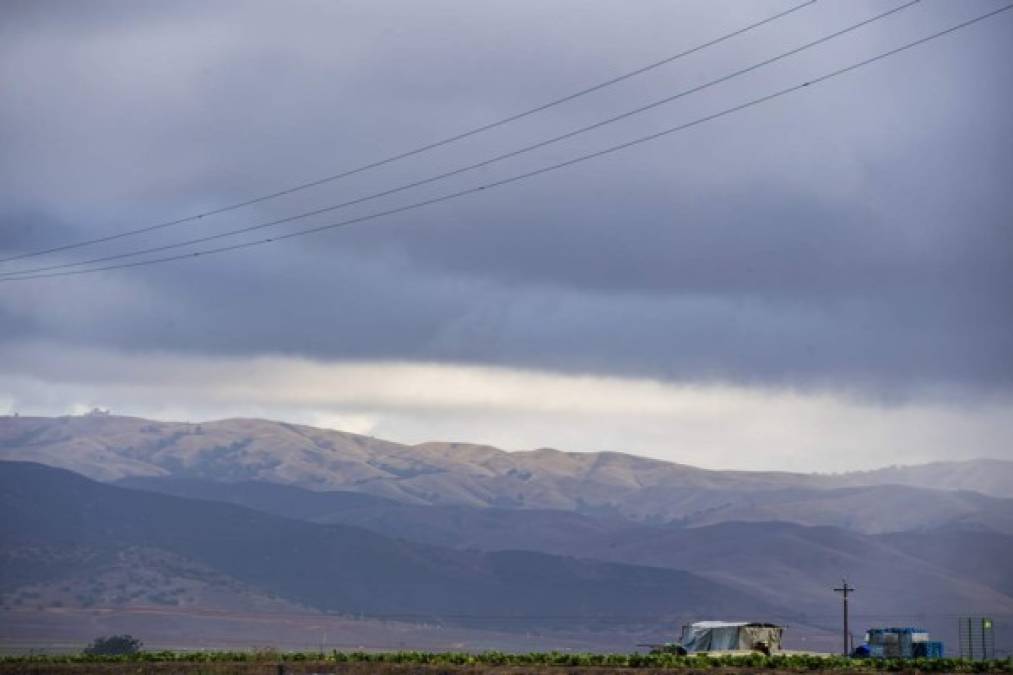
[3,2,1010,283]
[0,0,922,278]
[0,0,817,265]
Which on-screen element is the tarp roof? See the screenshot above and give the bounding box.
[680,621,784,653]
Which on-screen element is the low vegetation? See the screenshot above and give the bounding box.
[82,634,143,656]
[2,650,1011,672]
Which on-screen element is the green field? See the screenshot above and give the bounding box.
[2,651,1011,674]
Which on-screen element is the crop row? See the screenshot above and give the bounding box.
[3,651,1012,672]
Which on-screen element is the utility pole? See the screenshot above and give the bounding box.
[833,579,855,657]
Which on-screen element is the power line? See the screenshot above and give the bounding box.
[3,4,1006,282]
[3,3,1010,284]
[0,0,922,280]
[0,0,818,266]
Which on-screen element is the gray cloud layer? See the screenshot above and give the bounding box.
[1,0,1011,397]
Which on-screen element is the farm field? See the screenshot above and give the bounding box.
[2,652,1012,674]
[0,606,643,656]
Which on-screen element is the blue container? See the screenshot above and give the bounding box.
[913,641,944,659]
[866,644,886,658]
[865,628,935,659]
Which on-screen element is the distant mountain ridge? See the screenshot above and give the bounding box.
[824,459,1013,499]
[2,414,1010,525]
[4,413,1011,653]
[4,461,1006,652]
[117,472,1013,539]
[0,461,777,626]
[112,474,1013,622]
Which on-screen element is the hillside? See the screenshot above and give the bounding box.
[672,484,1013,534]
[113,475,1013,629]
[117,474,1013,552]
[0,415,807,518]
[115,476,639,551]
[0,461,777,628]
[3,414,1010,524]
[825,460,1013,499]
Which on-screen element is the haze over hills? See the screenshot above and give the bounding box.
[4,460,1012,653]
[113,475,1013,620]
[2,414,1011,525]
[0,468,734,653]
[117,473,1013,545]
[0,462,776,626]
[2,413,1012,652]
[825,460,1013,500]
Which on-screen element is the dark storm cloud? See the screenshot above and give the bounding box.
[1,0,1011,396]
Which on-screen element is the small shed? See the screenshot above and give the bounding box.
[679,621,784,654]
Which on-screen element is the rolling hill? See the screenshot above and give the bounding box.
[3,414,1011,525]
[3,412,1011,652]
[0,461,777,628]
[112,474,1013,622]
[825,460,1013,499]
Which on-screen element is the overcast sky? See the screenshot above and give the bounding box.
[1,0,1011,472]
